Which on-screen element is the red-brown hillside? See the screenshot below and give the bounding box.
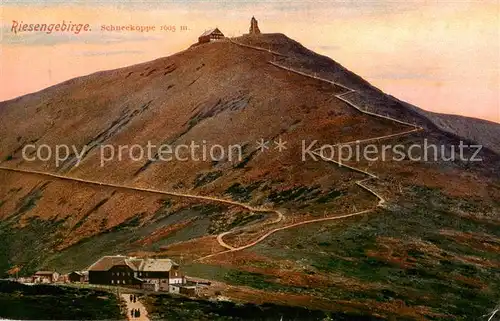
[0,33,498,281]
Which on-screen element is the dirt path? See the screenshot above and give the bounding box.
[216,209,284,250]
[121,293,150,321]
[197,209,373,261]
[0,165,284,224]
[228,38,286,56]
[0,164,285,252]
[0,166,267,211]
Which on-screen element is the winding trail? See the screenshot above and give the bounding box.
[267,61,422,129]
[198,209,374,261]
[265,57,424,209]
[191,39,426,260]
[0,166,262,211]
[216,209,285,251]
[0,166,284,242]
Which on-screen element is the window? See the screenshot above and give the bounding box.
[123,280,126,284]
[111,272,114,276]
[111,280,114,284]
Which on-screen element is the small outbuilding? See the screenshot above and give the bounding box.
[142,282,159,292]
[32,271,59,283]
[68,271,87,283]
[198,28,225,44]
[180,285,198,297]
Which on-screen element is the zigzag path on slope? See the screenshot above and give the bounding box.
[267,61,424,130]
[193,40,426,260]
[196,208,374,261]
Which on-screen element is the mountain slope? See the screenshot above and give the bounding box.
[412,107,500,153]
[0,33,499,319]
[234,33,500,153]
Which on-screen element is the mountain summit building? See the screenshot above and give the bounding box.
[197,17,261,44]
[249,16,261,34]
[198,28,225,43]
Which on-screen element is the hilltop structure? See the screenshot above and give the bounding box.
[198,28,225,44]
[249,16,261,34]
[197,17,259,44]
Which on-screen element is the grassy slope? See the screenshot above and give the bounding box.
[0,198,230,275]
[199,186,499,320]
[142,292,384,321]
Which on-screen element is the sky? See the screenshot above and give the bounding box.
[1,0,499,123]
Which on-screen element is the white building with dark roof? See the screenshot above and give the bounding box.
[198,28,225,43]
[87,255,184,291]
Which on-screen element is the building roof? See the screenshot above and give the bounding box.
[199,28,224,37]
[34,271,57,275]
[88,255,137,271]
[128,258,144,270]
[69,271,85,276]
[88,256,178,272]
[140,259,177,272]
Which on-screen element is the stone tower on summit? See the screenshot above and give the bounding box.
[249,16,261,35]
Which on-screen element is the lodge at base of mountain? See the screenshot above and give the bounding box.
[88,255,187,293]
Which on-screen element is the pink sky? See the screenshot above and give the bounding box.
[1,1,499,123]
